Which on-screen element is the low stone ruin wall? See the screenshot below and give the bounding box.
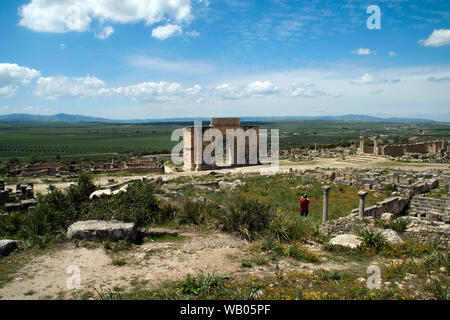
[409,195,450,223]
[353,197,409,218]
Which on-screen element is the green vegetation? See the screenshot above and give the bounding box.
[0,173,173,246]
[1,120,449,161]
[375,217,411,233]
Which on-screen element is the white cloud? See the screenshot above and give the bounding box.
[214,80,335,100]
[19,0,193,33]
[214,81,278,100]
[35,75,106,99]
[95,26,114,40]
[127,55,215,75]
[419,29,450,47]
[104,81,202,102]
[0,63,40,97]
[214,84,245,100]
[351,48,375,55]
[388,51,398,56]
[152,24,182,40]
[427,76,450,83]
[349,73,388,85]
[289,87,326,98]
[186,30,200,37]
[370,89,384,95]
[247,81,278,94]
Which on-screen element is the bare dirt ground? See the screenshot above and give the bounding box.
[0,230,357,300]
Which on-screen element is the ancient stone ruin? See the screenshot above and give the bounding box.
[2,158,165,178]
[0,180,36,213]
[183,118,260,171]
[359,136,449,161]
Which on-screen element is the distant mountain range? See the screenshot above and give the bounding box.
[0,113,438,124]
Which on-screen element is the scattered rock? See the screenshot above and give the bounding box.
[218,179,246,190]
[329,234,362,249]
[381,212,394,221]
[380,229,404,245]
[67,220,138,241]
[89,189,111,200]
[0,240,20,257]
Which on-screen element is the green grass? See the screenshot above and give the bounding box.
[1,120,449,161]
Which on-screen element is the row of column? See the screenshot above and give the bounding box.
[321,186,368,223]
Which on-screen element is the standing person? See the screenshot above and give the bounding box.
[300,194,310,217]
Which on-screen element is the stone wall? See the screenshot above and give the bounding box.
[354,197,409,218]
[409,195,450,223]
[381,140,447,157]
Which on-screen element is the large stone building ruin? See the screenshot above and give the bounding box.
[183,118,260,171]
[359,136,448,158]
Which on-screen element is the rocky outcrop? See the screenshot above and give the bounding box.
[218,179,246,191]
[329,234,362,249]
[67,220,138,241]
[319,215,366,238]
[404,217,450,246]
[0,240,20,257]
[379,229,404,245]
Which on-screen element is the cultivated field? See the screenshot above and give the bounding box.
[1,121,449,161]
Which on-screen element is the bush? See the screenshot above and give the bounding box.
[177,273,227,297]
[87,181,173,227]
[287,243,319,263]
[216,196,273,241]
[0,174,98,246]
[356,227,387,250]
[178,200,211,226]
[376,217,410,233]
[388,217,410,233]
[0,175,173,246]
[269,213,318,242]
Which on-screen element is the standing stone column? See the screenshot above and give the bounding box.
[373,137,379,157]
[358,191,368,219]
[359,136,365,155]
[322,186,331,223]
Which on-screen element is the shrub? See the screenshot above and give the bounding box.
[112,257,126,266]
[316,269,343,281]
[429,278,449,300]
[216,196,273,241]
[269,213,318,242]
[356,227,387,250]
[87,181,172,227]
[178,200,210,226]
[376,217,410,233]
[287,243,319,263]
[177,273,227,297]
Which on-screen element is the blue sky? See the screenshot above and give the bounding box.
[0,0,449,120]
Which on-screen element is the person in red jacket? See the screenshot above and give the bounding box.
[300,194,310,217]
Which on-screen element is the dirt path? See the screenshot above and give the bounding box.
[0,230,358,300]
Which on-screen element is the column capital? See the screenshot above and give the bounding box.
[322,186,331,194]
[358,191,368,199]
